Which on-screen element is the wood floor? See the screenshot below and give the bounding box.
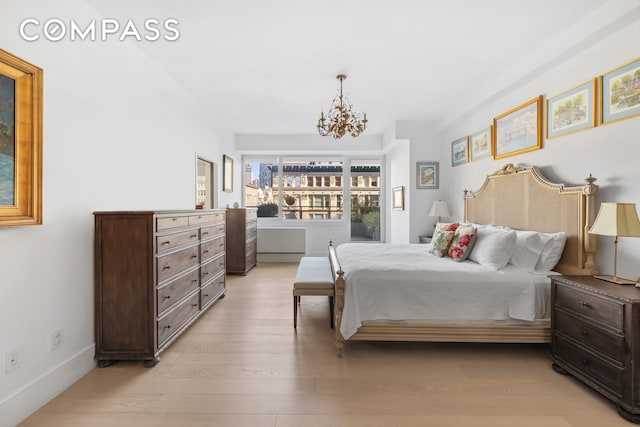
[20,263,630,427]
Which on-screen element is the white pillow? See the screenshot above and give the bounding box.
[509,230,552,270]
[534,232,566,272]
[468,228,518,270]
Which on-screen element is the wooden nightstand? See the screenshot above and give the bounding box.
[419,235,432,244]
[551,275,640,423]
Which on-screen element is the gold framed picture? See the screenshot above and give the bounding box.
[0,49,43,227]
[493,96,542,160]
[600,57,640,125]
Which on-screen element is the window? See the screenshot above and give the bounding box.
[244,160,278,217]
[350,161,381,241]
[335,176,342,187]
[245,158,344,220]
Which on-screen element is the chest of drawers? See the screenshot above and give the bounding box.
[551,275,640,423]
[94,210,226,367]
[225,208,257,274]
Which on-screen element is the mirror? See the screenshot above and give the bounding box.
[196,155,215,209]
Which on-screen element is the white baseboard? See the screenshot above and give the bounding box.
[0,344,95,427]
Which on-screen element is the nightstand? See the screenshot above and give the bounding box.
[419,235,432,244]
[551,275,640,423]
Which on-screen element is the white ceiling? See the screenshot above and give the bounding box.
[87,0,619,136]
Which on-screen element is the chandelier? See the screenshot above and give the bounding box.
[317,74,368,139]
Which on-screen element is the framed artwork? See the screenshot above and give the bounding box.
[195,155,215,209]
[223,154,234,193]
[0,49,43,227]
[600,57,640,125]
[493,95,542,160]
[392,186,404,210]
[469,127,492,161]
[451,136,468,166]
[416,161,439,189]
[547,78,597,139]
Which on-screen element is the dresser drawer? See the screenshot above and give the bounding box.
[157,245,200,283]
[245,238,256,254]
[157,215,189,230]
[201,235,225,262]
[157,291,200,346]
[246,209,257,221]
[555,310,624,362]
[201,223,225,239]
[156,229,199,252]
[246,250,257,270]
[246,226,257,241]
[189,212,224,226]
[157,268,200,315]
[556,335,624,397]
[555,283,624,330]
[201,253,225,283]
[201,273,225,308]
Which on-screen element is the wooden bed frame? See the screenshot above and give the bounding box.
[328,163,600,356]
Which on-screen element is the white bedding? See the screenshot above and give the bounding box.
[336,243,551,340]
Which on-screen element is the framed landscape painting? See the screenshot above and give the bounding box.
[493,96,542,160]
[0,49,43,227]
[450,136,468,166]
[600,57,640,125]
[469,127,492,161]
[416,161,439,189]
[547,79,596,139]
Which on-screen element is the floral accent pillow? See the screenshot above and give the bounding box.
[435,222,459,233]
[448,225,477,262]
[429,230,456,257]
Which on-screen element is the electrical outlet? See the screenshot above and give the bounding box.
[5,349,21,373]
[50,329,62,351]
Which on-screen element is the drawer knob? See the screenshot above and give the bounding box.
[191,255,198,259]
[161,241,170,245]
[203,232,209,236]
[578,301,591,308]
[192,279,198,284]
[164,296,171,300]
[172,218,177,221]
[580,359,589,365]
[203,272,209,276]
[203,250,209,254]
[580,330,589,336]
[163,266,171,271]
[192,303,198,307]
[165,325,171,329]
[191,234,197,238]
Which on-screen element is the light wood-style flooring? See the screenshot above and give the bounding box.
[21,263,629,427]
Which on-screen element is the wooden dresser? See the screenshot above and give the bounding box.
[225,208,257,274]
[551,275,640,423]
[94,210,226,367]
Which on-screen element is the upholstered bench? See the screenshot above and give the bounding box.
[293,257,335,329]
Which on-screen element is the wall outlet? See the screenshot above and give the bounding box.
[5,349,21,373]
[50,329,63,351]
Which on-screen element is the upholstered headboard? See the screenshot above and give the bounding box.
[464,163,599,275]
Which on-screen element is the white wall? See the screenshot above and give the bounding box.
[431,3,640,280]
[0,2,241,425]
[385,139,410,243]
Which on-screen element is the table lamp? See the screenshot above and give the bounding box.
[428,200,450,223]
[588,202,640,285]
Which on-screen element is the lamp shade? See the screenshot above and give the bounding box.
[428,200,450,218]
[589,203,640,237]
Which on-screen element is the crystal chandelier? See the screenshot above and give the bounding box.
[317,74,368,139]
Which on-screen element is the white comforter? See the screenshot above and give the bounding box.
[336,243,551,340]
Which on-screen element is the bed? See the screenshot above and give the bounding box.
[328,163,600,356]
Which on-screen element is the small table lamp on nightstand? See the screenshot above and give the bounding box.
[428,200,450,223]
[589,202,640,285]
